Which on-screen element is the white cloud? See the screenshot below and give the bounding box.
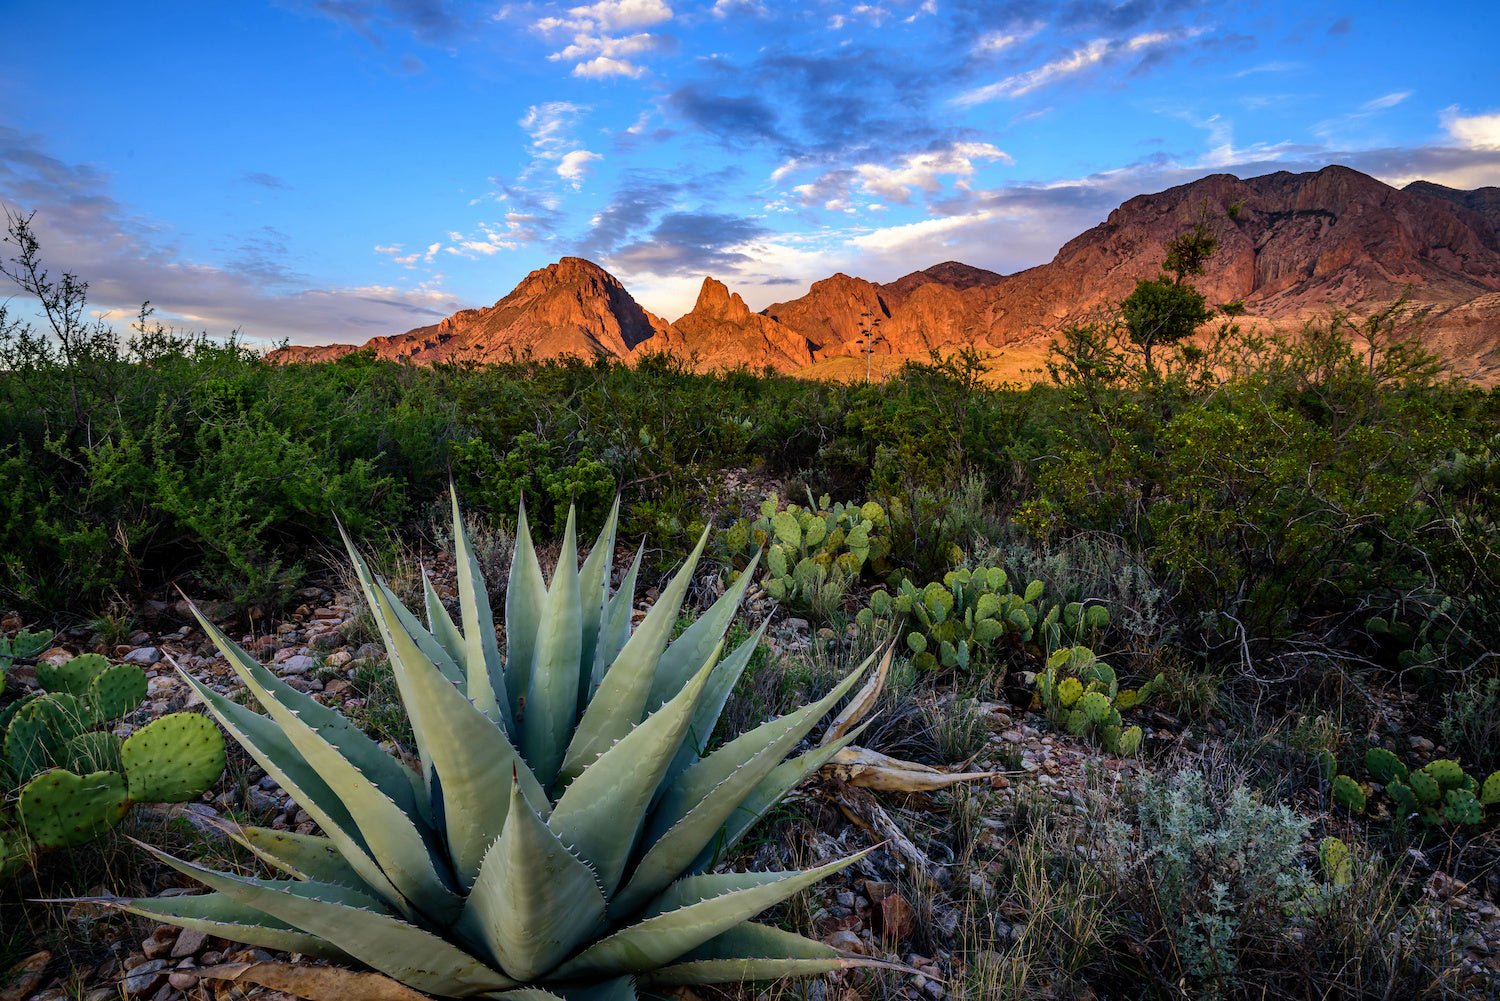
[520,102,586,153]
[711,0,767,16]
[769,158,802,183]
[956,27,1205,105]
[975,22,1043,54]
[852,142,1012,201]
[572,55,646,77]
[535,0,672,75]
[848,211,997,254]
[1362,91,1411,112]
[557,149,603,186]
[1443,106,1500,151]
[549,31,661,62]
[565,0,672,31]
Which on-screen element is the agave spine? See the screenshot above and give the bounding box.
[98,491,889,999]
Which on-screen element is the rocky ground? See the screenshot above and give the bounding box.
[3,562,1498,1000]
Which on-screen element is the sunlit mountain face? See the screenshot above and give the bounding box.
[3,1,1498,345]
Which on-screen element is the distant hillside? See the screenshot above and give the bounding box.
[274,165,1500,382]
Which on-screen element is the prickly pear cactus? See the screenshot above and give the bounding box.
[18,768,130,849]
[121,713,227,802]
[860,566,1058,675]
[0,629,52,682]
[722,492,891,620]
[1336,751,1496,829]
[1482,772,1500,807]
[1364,747,1408,785]
[35,653,111,697]
[1423,759,1466,790]
[1032,645,1154,755]
[2,653,226,865]
[89,663,149,723]
[1318,836,1352,886]
[1331,774,1367,814]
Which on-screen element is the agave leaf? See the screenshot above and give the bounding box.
[552,852,868,980]
[638,922,886,986]
[561,527,711,782]
[337,524,443,789]
[503,498,547,726]
[223,824,368,889]
[202,633,463,924]
[822,643,894,745]
[549,655,715,895]
[692,727,866,873]
[452,484,515,733]
[661,623,769,788]
[522,508,583,790]
[191,606,429,826]
[591,540,644,697]
[371,585,550,890]
[142,844,517,997]
[576,496,620,700]
[423,572,467,680]
[647,551,760,711]
[612,668,865,916]
[459,779,608,982]
[88,893,350,961]
[494,978,638,1001]
[654,666,865,833]
[176,669,407,911]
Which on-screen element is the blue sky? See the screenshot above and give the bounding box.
[3,0,1499,345]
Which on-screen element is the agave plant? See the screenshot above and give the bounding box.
[95,491,892,1000]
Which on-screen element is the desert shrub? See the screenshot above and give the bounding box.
[452,430,614,539]
[1121,768,1314,994]
[1440,675,1500,775]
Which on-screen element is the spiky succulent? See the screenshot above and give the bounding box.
[98,492,890,1000]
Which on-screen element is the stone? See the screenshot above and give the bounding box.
[121,959,171,997]
[824,930,866,955]
[170,928,209,958]
[123,646,161,665]
[875,891,915,942]
[142,926,178,959]
[0,951,50,1001]
[279,655,316,675]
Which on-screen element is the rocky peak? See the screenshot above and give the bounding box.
[688,276,754,322]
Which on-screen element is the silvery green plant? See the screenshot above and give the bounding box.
[94,491,890,999]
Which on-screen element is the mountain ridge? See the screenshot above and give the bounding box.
[271,165,1500,381]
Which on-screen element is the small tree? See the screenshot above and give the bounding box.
[1122,220,1218,381]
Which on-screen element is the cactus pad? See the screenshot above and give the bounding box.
[1364,747,1408,785]
[1057,677,1083,708]
[88,663,148,722]
[35,653,111,697]
[1482,771,1500,807]
[1100,724,1122,753]
[5,694,91,778]
[1442,789,1484,826]
[1117,725,1143,756]
[18,768,129,849]
[1078,691,1112,724]
[121,713,226,802]
[1318,837,1352,886]
[1331,774,1366,813]
[1408,769,1441,804]
[1388,781,1417,817]
[1423,759,1466,790]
